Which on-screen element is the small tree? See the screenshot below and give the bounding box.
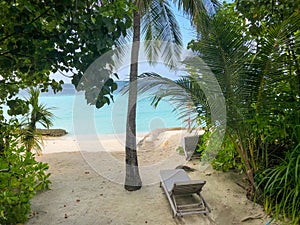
[20,88,54,154]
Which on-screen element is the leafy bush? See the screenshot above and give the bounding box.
[0,137,51,224]
[199,131,242,172]
[196,131,210,156]
[211,143,242,172]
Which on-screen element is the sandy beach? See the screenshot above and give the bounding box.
[26,129,278,225]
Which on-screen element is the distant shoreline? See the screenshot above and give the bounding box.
[39,127,190,154]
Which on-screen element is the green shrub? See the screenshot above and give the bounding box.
[200,131,242,172]
[196,131,209,156]
[257,144,300,225]
[0,138,51,224]
[211,145,242,172]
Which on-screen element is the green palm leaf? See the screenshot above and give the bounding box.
[116,0,219,69]
[142,0,182,67]
[19,87,55,153]
[175,0,220,34]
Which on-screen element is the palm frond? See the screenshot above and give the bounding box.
[135,0,152,13]
[132,63,226,131]
[34,104,55,128]
[189,5,258,126]
[117,0,184,69]
[174,0,218,18]
[157,0,183,67]
[174,0,220,33]
[248,12,300,111]
[19,128,44,155]
[115,0,221,71]
[135,72,200,128]
[114,31,133,68]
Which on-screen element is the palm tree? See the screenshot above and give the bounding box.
[20,87,54,154]
[136,4,300,198]
[123,0,220,191]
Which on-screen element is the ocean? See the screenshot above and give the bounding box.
[37,82,184,135]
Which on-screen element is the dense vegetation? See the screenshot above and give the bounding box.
[0,132,51,224]
[1,0,299,224]
[187,2,299,224]
[173,1,299,223]
[0,0,132,223]
[138,1,299,224]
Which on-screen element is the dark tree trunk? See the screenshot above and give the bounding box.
[124,10,142,191]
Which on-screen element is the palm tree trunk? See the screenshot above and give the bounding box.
[124,10,142,191]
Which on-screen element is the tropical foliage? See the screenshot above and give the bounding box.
[0,128,51,224]
[0,0,133,223]
[1,0,298,223]
[20,88,54,154]
[138,1,299,224]
[258,144,300,224]
[1,0,133,119]
[189,2,300,223]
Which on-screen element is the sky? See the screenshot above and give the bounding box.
[51,3,201,83]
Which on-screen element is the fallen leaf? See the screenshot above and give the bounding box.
[241,213,263,222]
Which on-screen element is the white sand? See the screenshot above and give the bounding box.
[26,129,278,225]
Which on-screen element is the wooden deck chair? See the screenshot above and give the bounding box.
[160,169,211,217]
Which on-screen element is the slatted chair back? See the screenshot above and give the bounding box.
[172,180,206,195]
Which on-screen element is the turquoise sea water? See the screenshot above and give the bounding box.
[37,83,184,135]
